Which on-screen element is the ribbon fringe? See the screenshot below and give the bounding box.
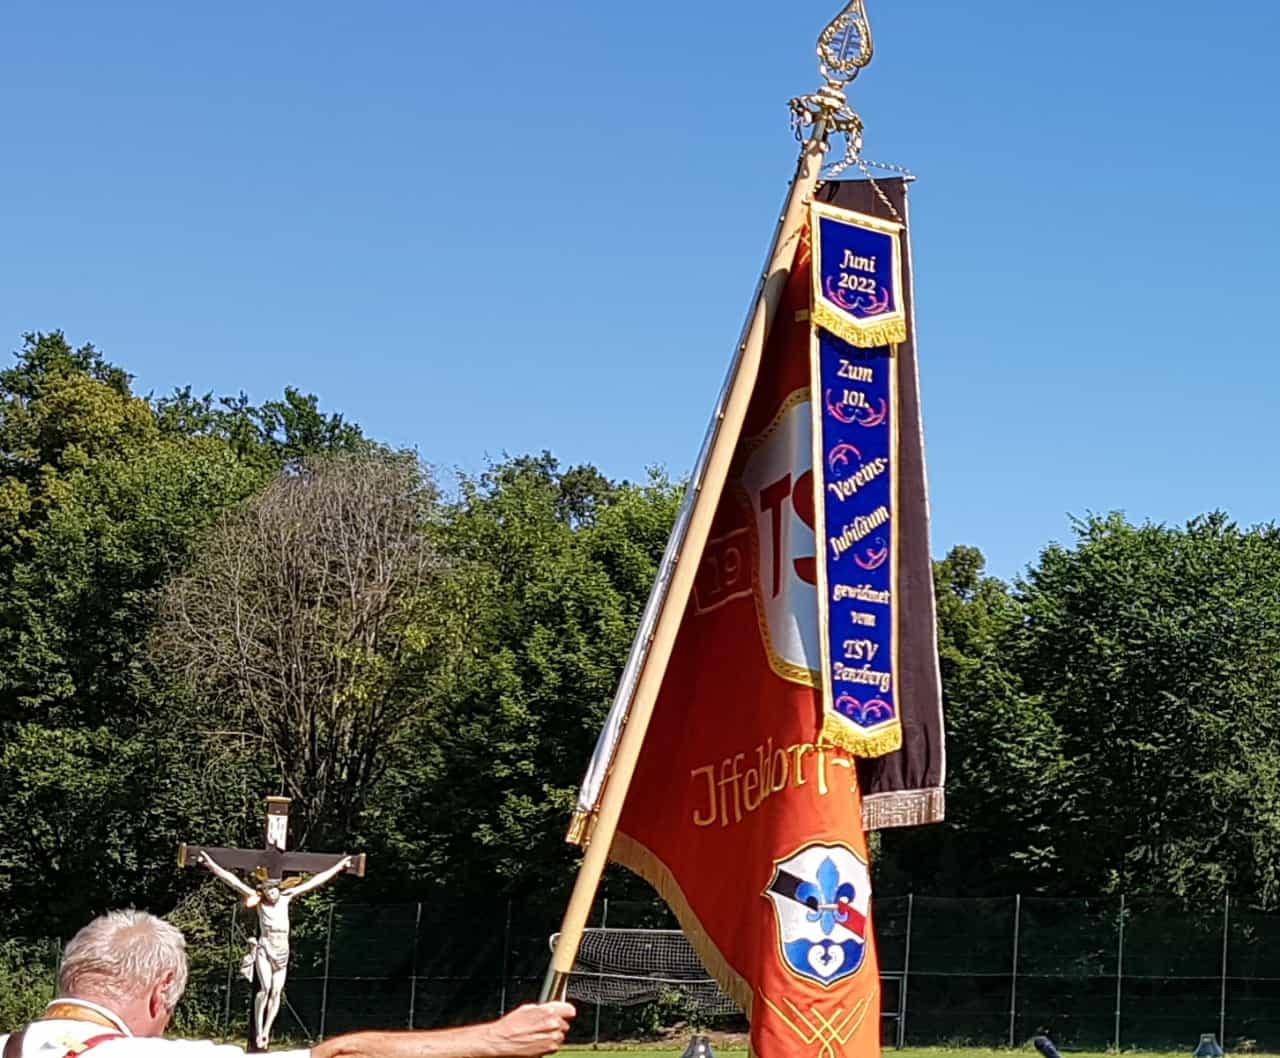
[820,713,903,758]
[812,302,906,350]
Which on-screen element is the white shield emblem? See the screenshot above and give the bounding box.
[738,393,820,684]
[765,842,871,987]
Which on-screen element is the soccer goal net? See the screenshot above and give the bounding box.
[549,927,741,1019]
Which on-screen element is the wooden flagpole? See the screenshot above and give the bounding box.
[540,3,876,1004]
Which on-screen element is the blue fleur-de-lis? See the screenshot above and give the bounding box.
[796,857,857,935]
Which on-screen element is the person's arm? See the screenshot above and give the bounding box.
[312,1002,575,1058]
[195,852,257,901]
[287,856,352,898]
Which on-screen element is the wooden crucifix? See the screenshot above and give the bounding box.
[179,795,367,879]
[179,797,365,1050]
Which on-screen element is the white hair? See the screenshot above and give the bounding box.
[59,910,189,1011]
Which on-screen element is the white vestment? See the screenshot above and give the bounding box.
[0,1000,308,1058]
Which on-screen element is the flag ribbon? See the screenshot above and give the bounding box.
[809,201,908,757]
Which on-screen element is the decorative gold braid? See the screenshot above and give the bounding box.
[762,988,877,1058]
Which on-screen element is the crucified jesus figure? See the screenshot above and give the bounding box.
[196,850,352,1049]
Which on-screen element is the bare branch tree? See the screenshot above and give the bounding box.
[152,452,446,840]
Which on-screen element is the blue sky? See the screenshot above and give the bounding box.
[2,1,1276,581]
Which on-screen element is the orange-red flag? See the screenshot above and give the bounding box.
[569,179,943,1058]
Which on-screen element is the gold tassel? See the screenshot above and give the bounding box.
[564,810,597,847]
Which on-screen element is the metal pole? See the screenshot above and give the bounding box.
[1009,894,1021,1048]
[408,902,422,1029]
[319,904,335,1038]
[1219,893,1230,1046]
[1114,895,1125,1051]
[593,899,609,1049]
[222,904,237,1039]
[899,894,914,1049]
[499,899,513,1016]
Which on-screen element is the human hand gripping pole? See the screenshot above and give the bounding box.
[537,0,876,1005]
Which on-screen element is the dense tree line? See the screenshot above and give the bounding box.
[3,330,1280,960]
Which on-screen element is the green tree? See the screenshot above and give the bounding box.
[0,332,367,934]
[1014,512,1280,901]
[374,455,681,903]
[877,546,1065,895]
[151,452,449,846]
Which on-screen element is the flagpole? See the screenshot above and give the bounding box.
[540,2,876,1005]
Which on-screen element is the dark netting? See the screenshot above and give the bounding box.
[552,928,741,1018]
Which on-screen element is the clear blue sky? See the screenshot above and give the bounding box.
[3,1,1276,580]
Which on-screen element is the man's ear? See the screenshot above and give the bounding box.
[151,972,176,1017]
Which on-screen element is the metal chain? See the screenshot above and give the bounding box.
[811,139,910,224]
[853,156,905,222]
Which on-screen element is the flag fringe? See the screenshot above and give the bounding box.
[862,786,946,830]
[811,302,907,350]
[820,713,903,757]
[610,831,755,1020]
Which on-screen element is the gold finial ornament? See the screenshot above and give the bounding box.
[817,0,874,85]
[790,1,876,169]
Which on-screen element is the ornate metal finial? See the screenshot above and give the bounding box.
[790,1,875,171]
[817,0,874,85]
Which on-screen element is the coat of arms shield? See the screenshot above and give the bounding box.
[765,841,871,988]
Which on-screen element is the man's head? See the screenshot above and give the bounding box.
[58,910,189,1037]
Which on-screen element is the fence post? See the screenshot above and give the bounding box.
[1220,893,1230,1047]
[222,904,237,1039]
[898,893,914,1050]
[1009,894,1021,1048]
[593,899,609,1049]
[499,899,513,1016]
[1114,894,1125,1050]
[408,902,422,1029]
[319,905,335,1038]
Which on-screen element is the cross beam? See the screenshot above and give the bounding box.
[178,796,366,879]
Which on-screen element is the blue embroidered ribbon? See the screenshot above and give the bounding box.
[810,202,905,757]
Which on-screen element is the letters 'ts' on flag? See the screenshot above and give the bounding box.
[568,179,944,1058]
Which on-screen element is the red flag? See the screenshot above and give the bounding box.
[607,222,882,1058]
[566,179,943,1058]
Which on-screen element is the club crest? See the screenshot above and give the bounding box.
[765,842,870,987]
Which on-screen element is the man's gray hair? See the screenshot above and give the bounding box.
[59,910,189,1011]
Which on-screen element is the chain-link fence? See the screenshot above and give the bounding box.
[14,895,1280,1050]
